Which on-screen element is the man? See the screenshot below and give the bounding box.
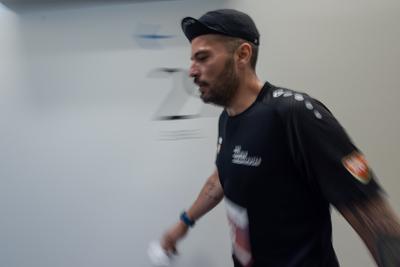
[160,9,400,266]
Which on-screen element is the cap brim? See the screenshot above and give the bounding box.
[181,17,221,42]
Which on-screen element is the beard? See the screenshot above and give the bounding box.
[195,56,239,107]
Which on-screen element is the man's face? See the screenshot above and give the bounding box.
[189,35,239,107]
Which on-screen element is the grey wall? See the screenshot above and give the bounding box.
[0,0,399,266]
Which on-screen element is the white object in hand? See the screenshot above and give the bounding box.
[147,241,173,266]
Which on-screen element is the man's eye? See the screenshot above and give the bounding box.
[197,55,208,61]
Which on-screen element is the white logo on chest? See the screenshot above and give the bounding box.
[232,146,262,167]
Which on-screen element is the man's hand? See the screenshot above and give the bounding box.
[160,221,189,255]
[160,169,223,255]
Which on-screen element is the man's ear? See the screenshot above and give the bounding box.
[236,42,252,67]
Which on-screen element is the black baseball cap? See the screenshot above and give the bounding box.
[181,9,260,46]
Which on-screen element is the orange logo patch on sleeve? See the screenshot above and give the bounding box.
[342,151,371,184]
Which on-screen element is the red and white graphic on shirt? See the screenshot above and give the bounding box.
[225,198,253,267]
[342,151,371,184]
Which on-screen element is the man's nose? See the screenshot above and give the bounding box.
[189,63,199,78]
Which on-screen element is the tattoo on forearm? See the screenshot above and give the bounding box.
[339,196,400,266]
[377,235,400,267]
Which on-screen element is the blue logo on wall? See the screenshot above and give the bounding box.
[134,23,176,49]
[137,34,175,39]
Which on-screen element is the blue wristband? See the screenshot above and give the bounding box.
[180,211,195,227]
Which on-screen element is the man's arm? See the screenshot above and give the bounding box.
[336,194,400,266]
[161,168,224,254]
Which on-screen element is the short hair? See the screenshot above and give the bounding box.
[217,35,259,70]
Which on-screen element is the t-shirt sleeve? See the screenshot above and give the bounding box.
[286,96,382,207]
[215,111,227,165]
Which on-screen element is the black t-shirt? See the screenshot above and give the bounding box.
[215,82,381,267]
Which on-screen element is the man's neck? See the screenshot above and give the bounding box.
[226,75,264,117]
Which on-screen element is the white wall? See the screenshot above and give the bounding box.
[0,0,399,266]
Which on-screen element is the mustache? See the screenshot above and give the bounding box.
[194,78,208,87]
